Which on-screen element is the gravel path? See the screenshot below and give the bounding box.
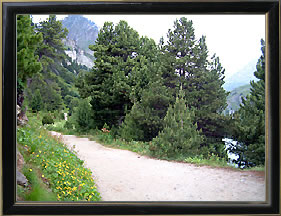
[50,131,265,201]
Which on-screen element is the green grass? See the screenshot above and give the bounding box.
[22,164,57,201]
[184,154,229,168]
[78,130,151,156]
[17,112,101,202]
[242,165,265,172]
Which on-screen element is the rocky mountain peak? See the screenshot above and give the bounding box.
[62,15,99,69]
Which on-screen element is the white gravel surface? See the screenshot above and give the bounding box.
[50,131,265,202]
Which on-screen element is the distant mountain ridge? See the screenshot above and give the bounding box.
[225,84,251,113]
[223,59,257,91]
[61,15,99,69]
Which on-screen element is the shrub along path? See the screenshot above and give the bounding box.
[50,131,265,201]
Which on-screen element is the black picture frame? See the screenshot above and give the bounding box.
[2,1,280,215]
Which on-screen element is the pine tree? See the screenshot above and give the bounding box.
[17,15,43,107]
[26,74,63,111]
[30,89,43,112]
[120,81,173,141]
[229,39,265,168]
[26,15,69,111]
[36,15,68,68]
[78,21,159,128]
[150,87,204,158]
[162,17,228,157]
[73,99,94,131]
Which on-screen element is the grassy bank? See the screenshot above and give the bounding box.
[17,112,101,201]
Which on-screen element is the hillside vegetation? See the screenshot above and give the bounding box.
[16,15,265,201]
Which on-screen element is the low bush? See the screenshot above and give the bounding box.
[42,114,54,125]
[64,120,74,130]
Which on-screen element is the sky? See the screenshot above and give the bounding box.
[32,14,265,79]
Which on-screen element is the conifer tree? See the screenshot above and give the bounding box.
[17,15,43,107]
[73,99,94,131]
[26,74,63,111]
[36,15,68,68]
[30,89,43,112]
[150,87,204,158]
[120,81,173,141]
[78,21,159,128]
[162,17,228,157]
[229,39,265,167]
[26,15,69,111]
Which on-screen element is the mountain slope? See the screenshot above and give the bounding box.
[62,15,99,68]
[223,59,257,91]
[225,84,251,113]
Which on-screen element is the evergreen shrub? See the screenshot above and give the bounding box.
[42,114,54,125]
[150,88,204,158]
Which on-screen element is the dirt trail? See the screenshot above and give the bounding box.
[50,131,265,201]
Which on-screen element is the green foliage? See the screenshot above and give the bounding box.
[78,21,160,128]
[229,39,265,168]
[36,15,68,67]
[30,89,43,112]
[42,114,54,125]
[26,74,64,112]
[17,124,101,201]
[150,88,204,158]
[120,81,172,141]
[17,15,43,106]
[26,15,79,112]
[22,165,57,201]
[68,97,80,116]
[184,153,228,167]
[64,120,74,130]
[161,17,228,157]
[73,99,94,131]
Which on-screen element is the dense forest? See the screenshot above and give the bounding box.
[17,14,265,170]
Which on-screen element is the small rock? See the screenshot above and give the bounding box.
[17,170,28,187]
[17,148,25,171]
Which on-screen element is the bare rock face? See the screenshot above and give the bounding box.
[64,39,94,69]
